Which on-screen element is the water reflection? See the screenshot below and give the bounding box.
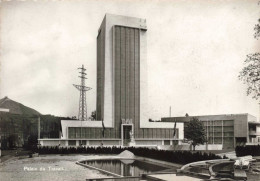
[83,159,171,177]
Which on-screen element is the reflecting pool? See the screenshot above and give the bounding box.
[82,159,174,177]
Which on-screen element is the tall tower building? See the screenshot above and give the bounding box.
[96,14,148,132]
[40,14,184,147]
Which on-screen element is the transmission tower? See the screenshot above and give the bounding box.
[73,65,92,121]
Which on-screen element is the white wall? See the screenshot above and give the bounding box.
[195,144,223,150]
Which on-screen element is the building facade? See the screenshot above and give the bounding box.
[39,14,184,147]
[96,13,148,135]
[162,113,260,149]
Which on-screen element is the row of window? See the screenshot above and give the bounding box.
[202,120,234,126]
[68,127,179,139]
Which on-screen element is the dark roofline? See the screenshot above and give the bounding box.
[114,24,147,31]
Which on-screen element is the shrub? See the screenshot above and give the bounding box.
[236,145,260,157]
[36,146,221,164]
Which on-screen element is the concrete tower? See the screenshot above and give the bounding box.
[40,14,184,147]
[96,14,148,132]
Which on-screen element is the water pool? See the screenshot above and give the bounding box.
[81,159,174,177]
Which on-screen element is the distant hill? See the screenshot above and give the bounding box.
[0,96,41,116]
[0,97,78,148]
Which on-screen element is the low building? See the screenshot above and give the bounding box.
[162,113,260,149]
[39,119,183,147]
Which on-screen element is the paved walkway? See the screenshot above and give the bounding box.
[217,151,236,159]
[147,174,201,181]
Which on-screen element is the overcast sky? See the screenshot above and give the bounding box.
[0,0,259,120]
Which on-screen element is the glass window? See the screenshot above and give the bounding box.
[164,140,170,145]
[68,140,76,146]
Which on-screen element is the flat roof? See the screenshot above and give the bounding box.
[162,113,257,122]
[186,113,255,118]
[98,13,147,33]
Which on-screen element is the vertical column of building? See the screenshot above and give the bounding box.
[206,121,209,143]
[120,27,126,125]
[222,120,224,146]
[114,26,121,138]
[213,121,215,144]
[125,28,130,120]
[96,32,100,120]
[96,27,105,121]
[129,28,135,132]
[134,29,140,137]
[101,27,105,121]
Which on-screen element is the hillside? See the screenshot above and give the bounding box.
[0,97,78,148]
[0,96,41,116]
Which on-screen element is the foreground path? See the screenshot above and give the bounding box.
[146,174,201,181]
[217,151,236,159]
[0,154,109,181]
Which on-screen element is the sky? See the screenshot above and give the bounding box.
[0,0,259,120]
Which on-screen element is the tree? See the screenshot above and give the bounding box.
[27,134,38,151]
[254,18,260,39]
[239,53,260,100]
[185,117,206,151]
[90,110,96,120]
[239,13,260,101]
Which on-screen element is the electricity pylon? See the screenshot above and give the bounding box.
[73,65,92,121]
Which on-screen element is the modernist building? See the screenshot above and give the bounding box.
[162,113,260,149]
[39,14,184,147]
